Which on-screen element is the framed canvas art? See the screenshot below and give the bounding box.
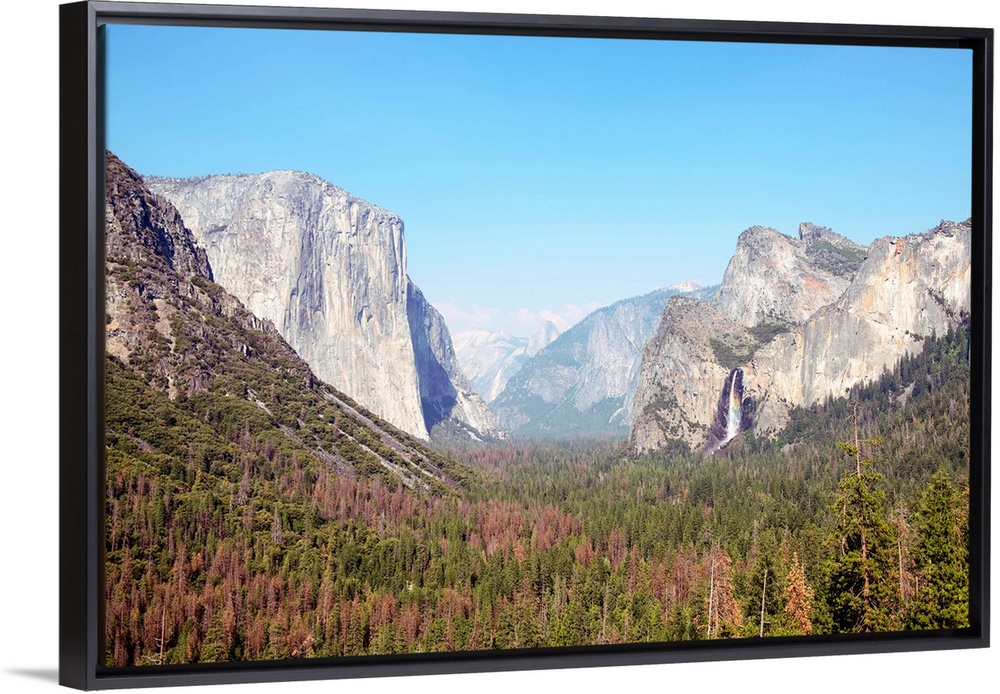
[59,1,991,689]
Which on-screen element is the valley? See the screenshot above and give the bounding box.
[104,152,972,666]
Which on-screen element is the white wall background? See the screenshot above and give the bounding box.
[1,2,994,693]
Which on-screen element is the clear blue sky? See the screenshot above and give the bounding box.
[105,23,972,337]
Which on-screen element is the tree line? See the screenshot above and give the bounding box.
[104,324,971,665]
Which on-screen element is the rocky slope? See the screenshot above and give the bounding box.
[490,286,714,438]
[146,171,499,442]
[712,222,867,327]
[453,320,560,403]
[105,156,212,281]
[630,220,970,452]
[745,220,971,435]
[630,297,753,453]
[106,151,475,492]
[407,282,505,441]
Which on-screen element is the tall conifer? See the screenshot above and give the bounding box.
[907,469,969,629]
[824,415,900,632]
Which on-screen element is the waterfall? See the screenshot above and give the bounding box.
[723,369,743,445]
[707,368,747,454]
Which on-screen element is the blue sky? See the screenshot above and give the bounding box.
[105,24,972,336]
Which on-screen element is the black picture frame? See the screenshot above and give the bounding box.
[59,1,992,690]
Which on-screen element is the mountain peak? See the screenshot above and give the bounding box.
[105,151,213,281]
[738,225,786,243]
[798,221,833,243]
[799,221,867,252]
[527,320,561,356]
[668,280,702,293]
[714,222,868,328]
[147,168,501,443]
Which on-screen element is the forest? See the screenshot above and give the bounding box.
[104,320,972,666]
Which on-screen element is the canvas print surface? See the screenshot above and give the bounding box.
[102,23,973,666]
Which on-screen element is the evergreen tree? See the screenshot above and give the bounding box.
[824,417,900,632]
[907,468,969,629]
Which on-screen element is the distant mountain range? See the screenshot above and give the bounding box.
[452,320,561,403]
[487,284,716,439]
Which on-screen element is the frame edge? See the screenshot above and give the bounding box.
[63,2,993,689]
[60,1,100,690]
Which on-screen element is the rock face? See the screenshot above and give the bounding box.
[745,220,971,435]
[146,171,499,442]
[105,152,216,370]
[407,282,505,440]
[105,151,475,497]
[453,330,531,403]
[630,297,752,453]
[713,223,867,327]
[490,287,712,438]
[527,320,561,357]
[105,154,212,281]
[630,220,971,452]
[453,321,560,403]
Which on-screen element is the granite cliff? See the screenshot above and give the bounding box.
[146,171,500,442]
[630,220,969,453]
[745,220,971,435]
[407,282,505,441]
[712,222,866,327]
[629,297,752,453]
[106,151,473,491]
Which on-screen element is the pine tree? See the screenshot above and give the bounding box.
[199,611,232,663]
[824,411,900,632]
[906,468,969,629]
[784,552,814,635]
[744,537,784,638]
